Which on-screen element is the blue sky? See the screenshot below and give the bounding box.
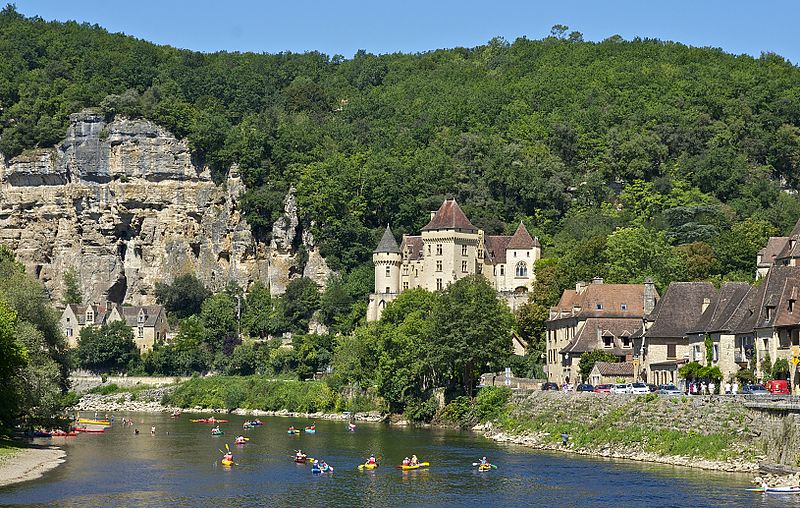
[12,1,800,63]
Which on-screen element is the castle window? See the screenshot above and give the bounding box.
[462,245,467,256]
[527,251,530,257]
[514,251,516,257]
[386,266,391,278]
[403,282,409,290]
[436,260,442,272]
[500,266,505,276]
[462,260,468,272]
[436,278,443,290]
[385,286,390,293]
[436,244,442,255]
[515,262,527,277]
[66,328,73,337]
[427,245,431,255]
[86,310,94,324]
[138,326,144,338]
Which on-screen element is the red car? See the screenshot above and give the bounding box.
[766,379,789,395]
[593,384,612,393]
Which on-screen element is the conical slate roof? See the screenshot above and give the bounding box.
[507,222,539,249]
[421,199,477,232]
[374,225,400,253]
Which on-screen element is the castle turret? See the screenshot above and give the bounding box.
[368,226,402,321]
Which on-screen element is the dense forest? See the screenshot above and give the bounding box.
[2,6,800,357]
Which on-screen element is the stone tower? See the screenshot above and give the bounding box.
[367,225,401,321]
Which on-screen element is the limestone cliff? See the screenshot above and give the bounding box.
[0,111,331,304]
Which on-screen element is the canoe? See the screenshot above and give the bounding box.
[221,459,233,466]
[358,463,379,470]
[396,462,430,470]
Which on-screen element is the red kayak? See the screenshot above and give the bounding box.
[294,457,307,464]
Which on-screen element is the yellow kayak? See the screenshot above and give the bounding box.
[358,463,379,470]
[77,418,111,426]
[396,462,430,470]
[221,459,233,466]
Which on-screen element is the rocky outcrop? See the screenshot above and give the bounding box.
[0,111,331,304]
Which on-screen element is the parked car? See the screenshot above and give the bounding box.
[576,383,594,392]
[593,384,613,393]
[541,382,559,391]
[657,384,683,395]
[647,384,658,392]
[610,384,629,394]
[766,379,789,395]
[626,382,650,394]
[742,384,770,395]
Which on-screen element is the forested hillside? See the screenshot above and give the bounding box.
[3,5,800,322]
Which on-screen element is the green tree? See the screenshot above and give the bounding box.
[429,275,514,396]
[0,299,28,430]
[604,226,679,288]
[242,281,273,338]
[277,278,321,334]
[76,321,139,374]
[155,273,211,320]
[62,268,82,305]
[577,350,619,380]
[199,293,238,355]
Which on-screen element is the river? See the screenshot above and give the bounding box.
[0,413,791,507]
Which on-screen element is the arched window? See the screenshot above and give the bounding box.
[515,261,528,277]
[385,266,391,278]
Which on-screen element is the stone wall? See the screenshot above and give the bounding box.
[0,111,331,304]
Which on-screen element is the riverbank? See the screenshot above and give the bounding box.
[477,391,765,473]
[73,387,386,422]
[0,443,66,488]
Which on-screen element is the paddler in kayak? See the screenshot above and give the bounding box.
[410,454,419,466]
[295,449,307,461]
[348,422,356,432]
[366,453,377,466]
[223,450,233,464]
[402,457,410,466]
[479,456,488,466]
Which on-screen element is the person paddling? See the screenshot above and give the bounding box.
[410,454,419,466]
[479,456,488,466]
[296,449,306,460]
[402,456,410,466]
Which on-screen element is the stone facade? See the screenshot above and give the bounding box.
[0,111,331,305]
[60,302,168,352]
[367,199,541,321]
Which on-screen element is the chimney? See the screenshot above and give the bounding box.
[592,277,604,285]
[644,278,656,315]
[701,297,711,314]
[576,281,589,294]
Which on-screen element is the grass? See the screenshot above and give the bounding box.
[0,438,28,464]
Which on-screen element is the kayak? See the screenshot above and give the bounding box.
[749,485,800,494]
[32,431,52,437]
[211,431,224,436]
[478,464,493,472]
[304,428,316,434]
[191,418,229,423]
[235,439,247,445]
[396,462,430,470]
[76,418,111,425]
[221,459,233,466]
[358,463,379,470]
[74,427,105,433]
[287,429,301,435]
[295,457,307,464]
[51,430,77,437]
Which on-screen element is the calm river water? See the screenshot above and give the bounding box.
[0,413,793,507]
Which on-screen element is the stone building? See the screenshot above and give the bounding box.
[60,302,168,352]
[589,361,634,386]
[367,199,541,321]
[639,282,717,385]
[545,278,658,385]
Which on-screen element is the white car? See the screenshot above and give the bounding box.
[626,382,650,394]
[610,384,629,394]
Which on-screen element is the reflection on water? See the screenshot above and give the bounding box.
[0,413,790,507]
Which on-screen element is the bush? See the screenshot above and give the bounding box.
[404,397,438,422]
[89,383,120,395]
[473,386,512,423]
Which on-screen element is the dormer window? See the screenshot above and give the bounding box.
[622,336,631,348]
[766,306,773,320]
[595,303,603,310]
[603,336,613,348]
[621,304,627,311]
[790,300,795,313]
[86,309,94,324]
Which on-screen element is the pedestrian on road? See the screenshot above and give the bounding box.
[725,381,731,395]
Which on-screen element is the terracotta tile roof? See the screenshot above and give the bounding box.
[738,266,800,332]
[593,361,634,377]
[560,317,640,355]
[549,283,658,322]
[645,282,717,338]
[759,237,789,267]
[374,225,401,254]
[772,274,800,328]
[507,222,538,249]
[485,236,511,264]
[402,236,423,261]
[421,199,477,232]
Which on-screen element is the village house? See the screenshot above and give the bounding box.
[367,198,541,321]
[589,361,634,386]
[60,302,169,352]
[685,282,754,385]
[545,278,658,385]
[639,282,717,386]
